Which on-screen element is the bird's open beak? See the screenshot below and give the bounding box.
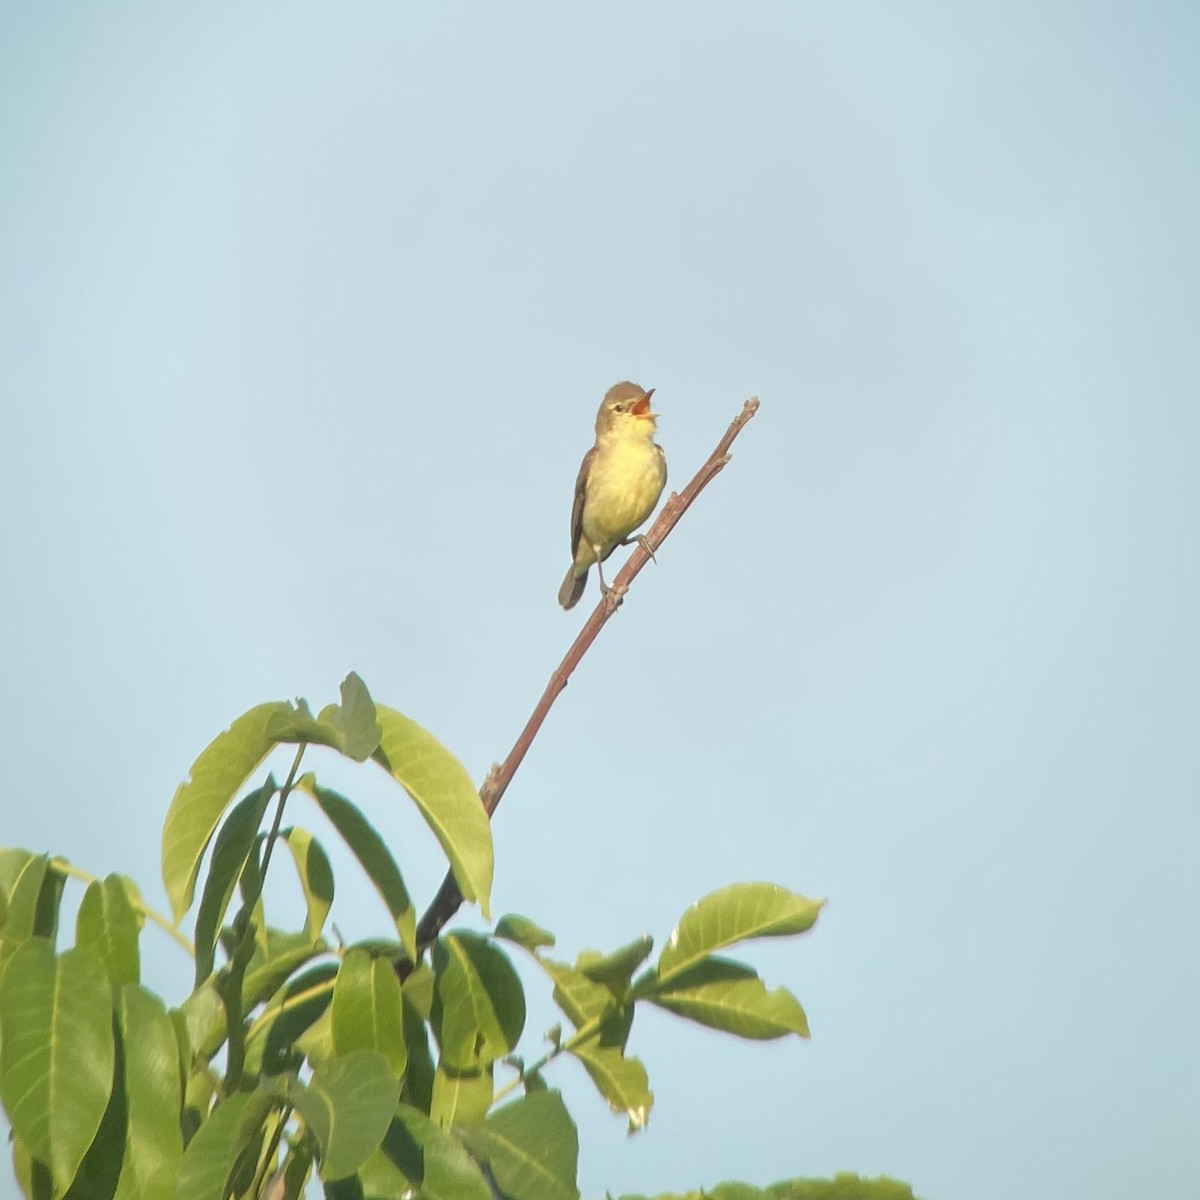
[631,388,657,419]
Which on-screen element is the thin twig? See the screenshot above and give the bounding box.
[413,397,761,950]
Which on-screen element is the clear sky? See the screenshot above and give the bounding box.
[1,4,1197,1199]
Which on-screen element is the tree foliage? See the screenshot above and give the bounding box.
[0,673,906,1199]
[614,1176,919,1200]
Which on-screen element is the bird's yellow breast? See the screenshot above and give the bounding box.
[579,433,667,555]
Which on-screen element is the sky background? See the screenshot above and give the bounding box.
[1,4,1198,1199]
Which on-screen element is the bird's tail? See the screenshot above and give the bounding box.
[558,565,588,610]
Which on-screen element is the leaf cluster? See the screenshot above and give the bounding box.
[0,674,826,1199]
[614,1176,920,1200]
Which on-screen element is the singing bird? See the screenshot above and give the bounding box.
[558,381,668,610]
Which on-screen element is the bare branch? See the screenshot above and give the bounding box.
[413,396,761,950]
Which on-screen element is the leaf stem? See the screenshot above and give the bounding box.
[491,1012,608,1106]
[223,745,306,1090]
[257,744,306,885]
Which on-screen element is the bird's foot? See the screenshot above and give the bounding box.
[601,583,626,614]
[620,533,658,563]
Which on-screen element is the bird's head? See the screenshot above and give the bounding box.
[595,381,659,436]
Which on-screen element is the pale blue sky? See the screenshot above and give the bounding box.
[1,4,1197,1199]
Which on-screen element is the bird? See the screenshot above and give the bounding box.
[558,381,668,610]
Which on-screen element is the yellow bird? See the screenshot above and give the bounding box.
[558,381,668,610]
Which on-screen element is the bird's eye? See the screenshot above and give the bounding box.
[614,403,625,412]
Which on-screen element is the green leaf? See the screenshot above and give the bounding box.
[300,778,417,962]
[0,848,39,927]
[1,856,65,992]
[382,1103,492,1200]
[161,702,290,922]
[11,1130,52,1200]
[0,845,34,886]
[372,704,493,919]
[0,941,114,1195]
[642,956,810,1040]
[570,1042,652,1133]
[656,883,824,983]
[246,961,338,1076]
[319,673,383,762]
[275,1050,401,1181]
[192,781,276,986]
[35,862,67,942]
[265,674,382,764]
[495,914,556,952]
[3,863,46,958]
[176,1090,275,1200]
[577,935,653,990]
[263,700,335,752]
[400,988,436,1114]
[181,1076,215,1150]
[240,935,330,1015]
[342,936,407,959]
[295,1007,334,1068]
[114,984,183,1200]
[402,962,435,1020]
[181,973,229,1051]
[431,933,525,1071]
[1,854,67,963]
[167,1006,192,1086]
[186,936,330,1063]
[568,1009,653,1133]
[63,1053,125,1200]
[76,875,143,992]
[343,1144,414,1198]
[279,827,335,941]
[233,838,271,964]
[430,1062,492,1129]
[331,948,407,1078]
[538,959,617,1028]
[459,1089,580,1200]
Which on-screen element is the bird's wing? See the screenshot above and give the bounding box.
[568,446,596,558]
